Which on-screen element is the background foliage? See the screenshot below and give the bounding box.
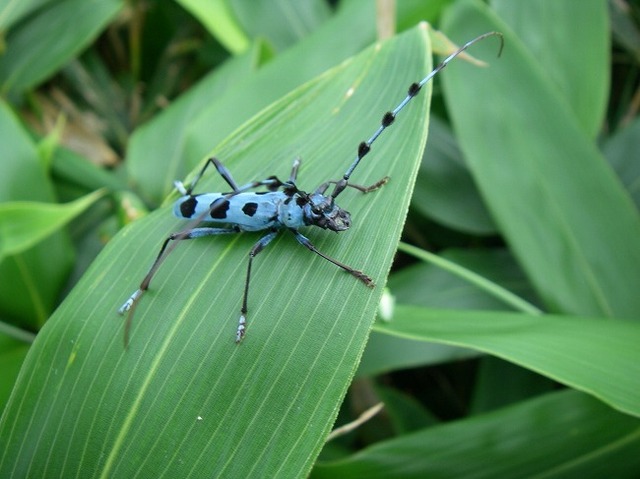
[1,0,639,477]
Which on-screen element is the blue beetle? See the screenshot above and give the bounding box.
[118,32,503,344]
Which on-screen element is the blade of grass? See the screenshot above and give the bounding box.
[397,242,540,314]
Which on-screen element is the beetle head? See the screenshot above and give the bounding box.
[303,193,351,231]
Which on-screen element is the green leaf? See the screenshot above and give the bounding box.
[0,331,30,413]
[230,0,331,51]
[0,100,74,326]
[312,390,640,478]
[471,356,556,413]
[0,25,436,477]
[0,0,52,31]
[412,117,497,234]
[358,331,477,378]
[0,0,123,95]
[0,190,104,262]
[442,1,640,319]
[492,0,609,138]
[374,306,640,417]
[0,100,48,203]
[51,146,127,194]
[176,0,250,54]
[602,116,640,209]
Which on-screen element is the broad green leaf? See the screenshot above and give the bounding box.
[442,1,640,319]
[312,390,640,478]
[0,190,104,262]
[176,0,249,54]
[374,306,640,417]
[0,25,437,477]
[0,0,123,95]
[413,117,497,234]
[493,0,609,138]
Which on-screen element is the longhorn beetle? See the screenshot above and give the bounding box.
[119,31,504,344]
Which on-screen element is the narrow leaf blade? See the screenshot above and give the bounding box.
[375,306,640,417]
[0,190,104,261]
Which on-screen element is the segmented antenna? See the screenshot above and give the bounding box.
[331,31,504,199]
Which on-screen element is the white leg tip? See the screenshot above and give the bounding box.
[174,180,188,195]
[118,300,132,315]
[236,314,246,343]
[118,290,142,315]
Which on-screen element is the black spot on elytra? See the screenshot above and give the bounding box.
[210,198,230,219]
[180,196,198,218]
[242,202,258,217]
